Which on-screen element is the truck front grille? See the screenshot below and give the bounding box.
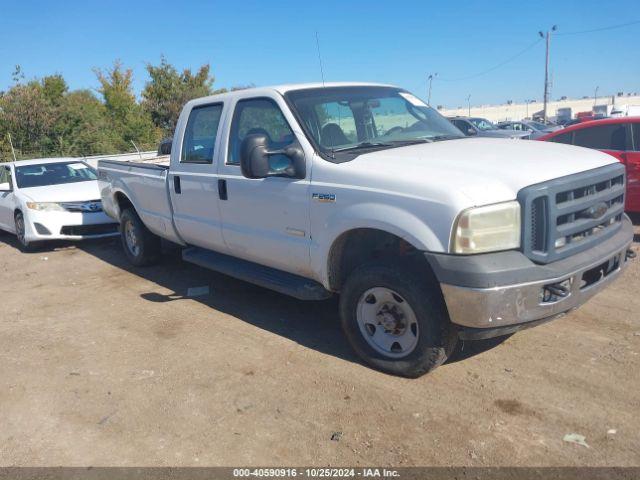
[518,164,626,264]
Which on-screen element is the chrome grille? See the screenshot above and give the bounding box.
[60,200,103,213]
[518,164,626,264]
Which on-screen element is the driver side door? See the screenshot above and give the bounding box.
[216,96,312,277]
[0,165,16,232]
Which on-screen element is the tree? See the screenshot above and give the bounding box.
[142,56,214,136]
[94,61,159,151]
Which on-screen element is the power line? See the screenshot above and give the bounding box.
[557,19,640,36]
[438,38,543,82]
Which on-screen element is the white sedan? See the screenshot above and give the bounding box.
[0,158,119,251]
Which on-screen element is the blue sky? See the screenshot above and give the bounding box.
[0,0,638,108]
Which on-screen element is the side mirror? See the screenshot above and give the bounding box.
[467,128,477,136]
[240,134,306,180]
[158,138,172,156]
[0,182,11,192]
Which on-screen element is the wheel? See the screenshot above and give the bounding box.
[14,211,35,252]
[339,261,457,378]
[120,208,161,266]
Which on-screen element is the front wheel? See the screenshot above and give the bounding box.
[339,261,457,378]
[120,208,161,266]
[14,211,35,252]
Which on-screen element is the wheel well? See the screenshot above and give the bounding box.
[327,228,434,292]
[114,192,134,217]
[14,208,22,218]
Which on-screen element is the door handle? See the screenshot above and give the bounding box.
[218,179,228,200]
[174,175,181,194]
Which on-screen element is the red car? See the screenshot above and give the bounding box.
[538,117,640,212]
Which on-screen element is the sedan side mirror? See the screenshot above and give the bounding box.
[467,128,477,136]
[0,182,11,192]
[240,134,306,180]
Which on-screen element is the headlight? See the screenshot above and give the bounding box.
[26,202,66,212]
[452,201,521,254]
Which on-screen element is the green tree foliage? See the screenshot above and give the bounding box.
[141,56,214,137]
[1,59,233,161]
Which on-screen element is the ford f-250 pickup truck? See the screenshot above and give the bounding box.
[98,83,635,377]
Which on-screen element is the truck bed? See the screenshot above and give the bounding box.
[98,155,183,245]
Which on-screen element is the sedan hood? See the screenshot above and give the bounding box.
[337,137,618,207]
[19,180,101,202]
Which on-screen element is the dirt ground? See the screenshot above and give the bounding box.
[0,223,639,467]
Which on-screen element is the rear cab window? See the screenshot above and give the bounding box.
[181,103,224,164]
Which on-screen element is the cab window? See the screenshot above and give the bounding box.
[0,166,12,190]
[573,124,626,151]
[227,98,294,165]
[549,131,573,145]
[181,104,224,164]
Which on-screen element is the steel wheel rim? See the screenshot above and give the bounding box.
[356,287,420,359]
[124,220,140,257]
[15,215,26,246]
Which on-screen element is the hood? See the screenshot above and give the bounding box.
[19,180,101,203]
[335,137,618,207]
[479,129,530,139]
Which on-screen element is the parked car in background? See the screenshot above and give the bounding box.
[497,120,562,139]
[448,116,530,139]
[98,83,633,377]
[538,117,640,212]
[0,158,119,251]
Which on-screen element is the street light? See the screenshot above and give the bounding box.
[466,94,471,116]
[594,86,599,106]
[427,73,437,105]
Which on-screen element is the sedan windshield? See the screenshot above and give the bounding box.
[526,121,550,131]
[15,161,97,189]
[468,118,497,131]
[285,86,463,156]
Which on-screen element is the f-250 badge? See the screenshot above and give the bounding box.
[312,193,336,203]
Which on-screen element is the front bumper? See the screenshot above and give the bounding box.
[24,209,119,242]
[426,216,634,339]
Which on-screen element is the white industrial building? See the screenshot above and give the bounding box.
[439,93,640,122]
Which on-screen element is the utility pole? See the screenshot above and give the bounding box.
[594,86,599,106]
[466,94,471,116]
[427,73,437,105]
[539,25,557,123]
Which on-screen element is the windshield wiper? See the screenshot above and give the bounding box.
[332,141,393,153]
[428,135,465,141]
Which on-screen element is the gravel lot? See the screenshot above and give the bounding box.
[1,222,639,467]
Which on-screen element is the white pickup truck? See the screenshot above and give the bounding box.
[98,83,634,377]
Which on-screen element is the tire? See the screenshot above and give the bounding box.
[119,208,161,266]
[14,211,35,252]
[339,261,457,378]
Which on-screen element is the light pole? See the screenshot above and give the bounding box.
[466,94,471,116]
[427,73,437,105]
[594,86,599,106]
[539,25,557,122]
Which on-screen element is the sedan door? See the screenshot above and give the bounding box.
[0,165,16,232]
[626,122,640,212]
[216,95,312,277]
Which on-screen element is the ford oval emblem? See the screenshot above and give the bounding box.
[579,202,608,220]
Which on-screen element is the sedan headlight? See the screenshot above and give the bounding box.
[26,202,66,212]
[452,201,521,254]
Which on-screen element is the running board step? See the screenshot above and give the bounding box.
[182,247,332,301]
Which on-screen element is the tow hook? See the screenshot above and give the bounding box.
[627,249,637,260]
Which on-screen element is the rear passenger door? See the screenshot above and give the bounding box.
[169,102,228,252]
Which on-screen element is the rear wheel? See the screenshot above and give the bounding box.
[339,261,457,378]
[14,211,35,252]
[120,208,161,266]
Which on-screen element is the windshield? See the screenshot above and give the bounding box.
[468,118,497,131]
[285,86,463,155]
[15,161,97,189]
